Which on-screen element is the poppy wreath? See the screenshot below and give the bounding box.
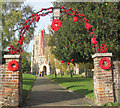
[51,19,61,31]
[8,60,19,71]
[99,57,111,70]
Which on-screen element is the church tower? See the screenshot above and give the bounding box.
[31,30,50,75]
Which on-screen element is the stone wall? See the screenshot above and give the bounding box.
[0,55,22,107]
[113,61,120,103]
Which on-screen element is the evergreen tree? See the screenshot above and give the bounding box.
[48,2,120,63]
[21,51,31,73]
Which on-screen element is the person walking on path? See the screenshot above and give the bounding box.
[41,71,44,77]
[39,71,41,77]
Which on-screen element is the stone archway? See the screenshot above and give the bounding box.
[40,63,50,75]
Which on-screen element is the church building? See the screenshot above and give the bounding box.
[31,30,50,75]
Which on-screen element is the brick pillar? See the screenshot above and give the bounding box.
[92,53,114,105]
[3,55,22,106]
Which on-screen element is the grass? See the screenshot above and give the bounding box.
[103,102,120,106]
[22,73,36,104]
[46,74,94,101]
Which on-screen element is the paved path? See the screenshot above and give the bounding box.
[26,77,90,107]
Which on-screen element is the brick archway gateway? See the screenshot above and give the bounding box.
[1,6,119,107]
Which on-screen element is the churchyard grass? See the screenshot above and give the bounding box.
[103,101,120,106]
[22,73,36,104]
[46,74,94,101]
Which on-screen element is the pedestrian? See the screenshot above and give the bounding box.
[42,71,44,77]
[39,71,41,77]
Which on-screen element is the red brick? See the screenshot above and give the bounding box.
[11,80,18,83]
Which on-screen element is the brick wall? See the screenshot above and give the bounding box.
[112,61,120,103]
[92,53,114,105]
[0,64,5,107]
[1,55,22,106]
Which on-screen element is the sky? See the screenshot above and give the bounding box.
[24,0,55,52]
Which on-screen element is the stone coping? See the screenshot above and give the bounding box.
[4,55,20,59]
[92,53,112,59]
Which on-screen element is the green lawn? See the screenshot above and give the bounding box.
[22,73,36,104]
[46,74,94,101]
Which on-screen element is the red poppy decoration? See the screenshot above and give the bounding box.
[61,6,64,9]
[36,15,40,22]
[85,23,92,30]
[97,48,100,52]
[96,45,99,47]
[8,60,19,71]
[11,51,13,54]
[8,50,11,53]
[30,17,35,24]
[67,62,69,66]
[18,40,23,45]
[90,32,95,37]
[71,59,73,63]
[100,44,108,53]
[73,16,79,22]
[14,51,17,54]
[51,19,61,31]
[61,61,63,63]
[32,14,34,17]
[25,25,30,31]
[99,57,111,70]
[91,38,98,44]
